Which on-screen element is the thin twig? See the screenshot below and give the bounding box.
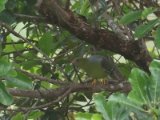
[15,68,68,85]
[1,48,34,56]
[14,13,45,22]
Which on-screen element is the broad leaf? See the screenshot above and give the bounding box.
[128,68,151,105]
[12,112,24,120]
[0,11,15,24]
[28,110,44,119]
[108,93,143,112]
[106,96,128,120]
[0,0,7,12]
[0,57,13,77]
[149,60,160,102]
[22,60,40,70]
[5,73,33,89]
[38,32,54,55]
[0,82,13,105]
[154,27,160,49]
[119,10,142,25]
[141,7,157,19]
[91,114,102,120]
[4,41,24,53]
[75,112,92,120]
[134,19,159,38]
[75,112,102,120]
[93,93,110,120]
[80,0,89,15]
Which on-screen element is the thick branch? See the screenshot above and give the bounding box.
[36,0,152,72]
[8,81,130,99]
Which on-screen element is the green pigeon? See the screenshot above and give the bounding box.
[73,55,123,81]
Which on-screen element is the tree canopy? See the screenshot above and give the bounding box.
[0,0,160,119]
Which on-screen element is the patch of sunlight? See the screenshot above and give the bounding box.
[113,54,126,63]
[146,41,154,50]
[10,22,27,42]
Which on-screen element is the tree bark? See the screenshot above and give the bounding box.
[36,0,152,72]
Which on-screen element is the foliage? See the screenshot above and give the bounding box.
[0,0,160,119]
[0,0,7,12]
[78,60,160,120]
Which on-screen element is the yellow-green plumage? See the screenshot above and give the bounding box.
[75,57,106,78]
[73,55,124,80]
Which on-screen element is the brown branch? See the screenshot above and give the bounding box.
[8,87,69,99]
[19,88,72,111]
[36,0,152,72]
[14,13,46,23]
[8,81,130,99]
[10,63,131,100]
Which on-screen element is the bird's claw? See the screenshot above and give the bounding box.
[91,79,107,86]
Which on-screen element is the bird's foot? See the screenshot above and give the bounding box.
[99,79,107,85]
[91,79,97,86]
[91,79,107,86]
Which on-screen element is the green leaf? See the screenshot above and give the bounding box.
[5,0,16,11]
[75,112,92,120]
[4,43,23,53]
[38,32,54,55]
[0,82,13,105]
[105,100,128,120]
[128,68,151,105]
[12,112,24,120]
[91,114,102,120]
[75,112,102,120]
[108,93,143,112]
[22,60,40,70]
[28,110,44,119]
[5,73,33,89]
[93,93,110,120]
[134,19,159,38]
[141,7,157,19]
[108,93,157,119]
[149,60,160,102]
[154,27,160,49]
[0,57,13,77]
[80,0,89,15]
[7,69,17,77]
[0,0,7,12]
[119,10,142,25]
[0,11,15,24]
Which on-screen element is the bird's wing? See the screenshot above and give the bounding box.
[101,56,124,81]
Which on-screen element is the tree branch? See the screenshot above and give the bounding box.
[8,81,130,99]
[36,0,152,72]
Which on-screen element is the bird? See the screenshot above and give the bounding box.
[72,55,124,84]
